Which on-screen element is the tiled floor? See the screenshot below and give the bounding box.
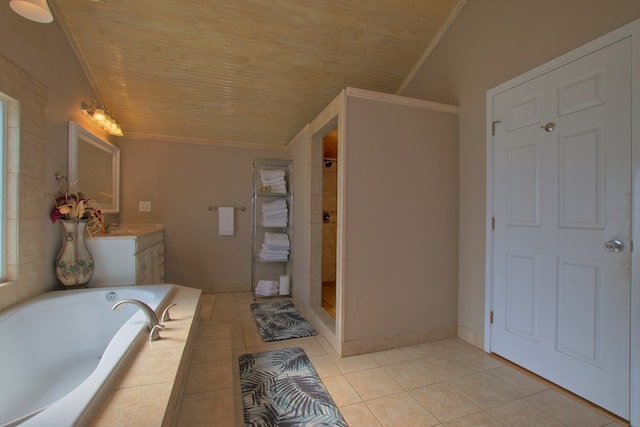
[176,292,627,427]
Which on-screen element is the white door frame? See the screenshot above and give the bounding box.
[485,18,640,424]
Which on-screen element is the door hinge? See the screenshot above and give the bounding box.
[491,217,495,230]
[492,120,502,136]
[490,311,494,324]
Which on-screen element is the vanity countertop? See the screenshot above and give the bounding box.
[92,223,165,239]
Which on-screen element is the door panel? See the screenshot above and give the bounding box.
[491,38,631,418]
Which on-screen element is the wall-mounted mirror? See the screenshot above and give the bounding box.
[68,121,120,213]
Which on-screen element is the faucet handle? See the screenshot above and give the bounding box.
[148,324,163,341]
[161,303,178,322]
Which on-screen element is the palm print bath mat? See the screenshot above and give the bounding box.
[250,300,318,342]
[239,347,347,426]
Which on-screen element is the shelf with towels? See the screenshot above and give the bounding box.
[251,159,293,299]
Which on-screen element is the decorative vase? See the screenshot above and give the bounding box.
[55,219,95,288]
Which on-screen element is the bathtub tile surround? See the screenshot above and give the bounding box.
[90,285,202,426]
[0,56,48,312]
[175,291,627,427]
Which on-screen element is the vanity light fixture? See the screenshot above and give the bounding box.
[80,101,124,136]
[9,0,53,23]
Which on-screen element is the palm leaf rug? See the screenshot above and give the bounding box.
[250,300,318,342]
[239,347,347,426]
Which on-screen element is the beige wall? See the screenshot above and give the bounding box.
[0,2,108,311]
[118,139,288,292]
[342,94,459,349]
[288,125,312,306]
[399,0,640,339]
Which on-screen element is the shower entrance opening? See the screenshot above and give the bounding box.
[321,130,338,318]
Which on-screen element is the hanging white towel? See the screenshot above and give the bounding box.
[218,207,234,236]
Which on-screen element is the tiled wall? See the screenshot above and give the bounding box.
[321,161,337,281]
[0,55,48,312]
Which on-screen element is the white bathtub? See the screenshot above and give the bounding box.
[0,284,175,427]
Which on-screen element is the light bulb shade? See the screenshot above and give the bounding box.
[93,108,106,123]
[10,0,53,23]
[80,101,124,136]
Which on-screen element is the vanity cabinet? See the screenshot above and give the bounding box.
[86,230,165,287]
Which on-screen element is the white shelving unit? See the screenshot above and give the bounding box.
[251,159,293,299]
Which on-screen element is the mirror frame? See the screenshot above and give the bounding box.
[68,121,120,214]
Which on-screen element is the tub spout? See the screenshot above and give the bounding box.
[112,299,163,341]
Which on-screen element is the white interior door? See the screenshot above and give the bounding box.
[490,37,631,418]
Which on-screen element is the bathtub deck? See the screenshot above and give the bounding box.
[89,285,202,427]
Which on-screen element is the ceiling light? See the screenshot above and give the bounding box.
[9,0,53,23]
[81,101,124,136]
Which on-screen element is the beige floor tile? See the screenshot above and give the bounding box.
[230,333,246,350]
[238,310,254,322]
[452,348,505,372]
[177,295,619,427]
[213,293,237,306]
[331,353,379,374]
[481,366,549,398]
[339,402,383,427]
[243,331,267,348]
[308,354,343,378]
[448,373,517,409]
[369,347,414,366]
[366,392,440,427]
[316,335,340,357]
[433,339,477,353]
[402,343,435,359]
[235,292,254,304]
[488,400,564,427]
[241,321,258,334]
[412,382,482,422]
[196,322,232,341]
[604,421,630,427]
[384,360,441,390]
[322,375,362,407]
[244,342,285,354]
[177,388,235,427]
[524,389,615,427]
[185,359,233,394]
[285,336,327,357]
[190,338,232,363]
[445,411,505,427]
[198,297,215,321]
[228,322,244,336]
[418,354,476,379]
[214,298,241,313]
[345,367,404,400]
[211,310,241,323]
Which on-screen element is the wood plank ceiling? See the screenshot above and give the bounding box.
[51,0,461,149]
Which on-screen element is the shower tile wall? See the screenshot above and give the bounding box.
[322,162,337,282]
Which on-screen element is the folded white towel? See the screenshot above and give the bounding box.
[267,184,287,194]
[262,209,288,217]
[260,169,285,182]
[255,280,279,296]
[218,207,234,236]
[264,232,290,247]
[262,213,288,227]
[262,199,287,211]
[262,221,288,227]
